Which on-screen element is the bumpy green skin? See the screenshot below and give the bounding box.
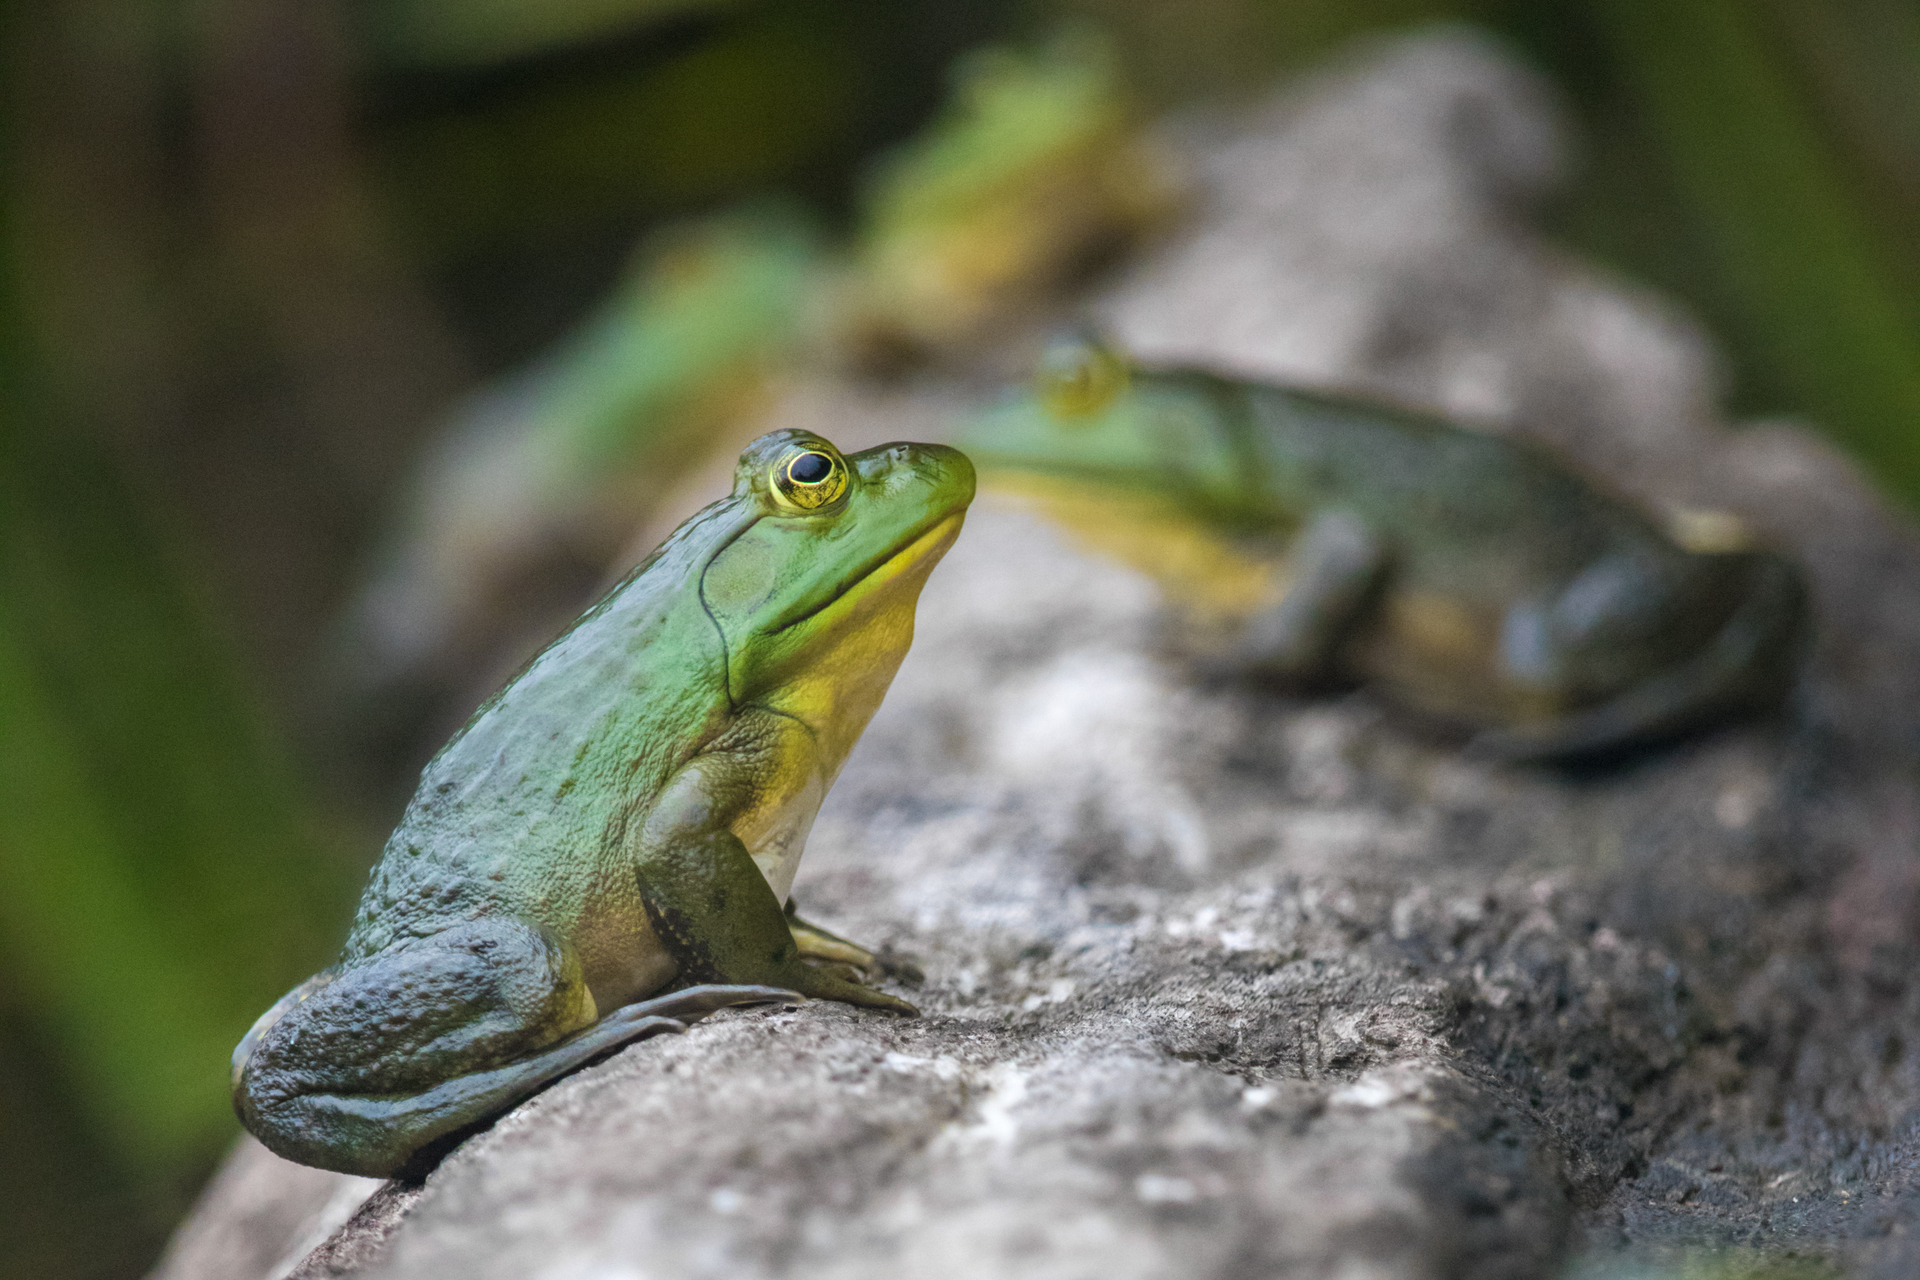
[234,430,974,1178]
[960,360,1806,760]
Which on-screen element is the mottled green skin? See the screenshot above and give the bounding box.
[961,359,1805,759]
[234,429,974,1177]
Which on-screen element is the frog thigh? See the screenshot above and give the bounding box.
[1232,509,1387,680]
[637,755,917,1017]
[1469,552,1807,761]
[233,917,790,1177]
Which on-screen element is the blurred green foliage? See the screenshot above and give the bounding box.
[1,2,1916,1279]
[375,8,867,260]
[0,61,352,1280]
[1566,0,1920,497]
[0,428,347,1171]
[367,0,743,69]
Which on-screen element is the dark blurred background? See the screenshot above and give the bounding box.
[2,1,1917,1276]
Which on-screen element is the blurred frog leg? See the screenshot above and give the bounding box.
[1468,552,1808,762]
[1235,509,1387,680]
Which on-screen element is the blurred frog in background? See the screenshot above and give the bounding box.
[339,31,1180,771]
[838,28,1182,361]
[241,429,974,1177]
[959,338,1808,760]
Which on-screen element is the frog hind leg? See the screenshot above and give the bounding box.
[639,825,918,1018]
[1229,509,1388,681]
[1468,552,1808,762]
[233,916,796,1178]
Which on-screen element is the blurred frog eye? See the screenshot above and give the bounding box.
[770,448,848,511]
[1034,337,1130,420]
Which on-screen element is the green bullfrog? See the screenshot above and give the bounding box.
[236,429,975,1178]
[959,340,1806,760]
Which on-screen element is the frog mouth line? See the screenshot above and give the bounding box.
[769,512,965,634]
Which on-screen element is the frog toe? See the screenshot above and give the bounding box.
[791,968,919,1016]
[624,984,805,1026]
[840,989,919,1017]
[601,1011,689,1037]
[803,960,868,983]
[863,990,920,1017]
[786,900,881,970]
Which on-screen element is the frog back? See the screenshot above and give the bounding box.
[1241,387,1661,579]
[342,501,752,960]
[1239,385,1750,724]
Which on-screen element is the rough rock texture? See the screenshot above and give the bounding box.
[154,29,1920,1280]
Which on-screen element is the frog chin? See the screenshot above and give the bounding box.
[827,512,966,620]
[769,511,966,639]
[744,511,965,763]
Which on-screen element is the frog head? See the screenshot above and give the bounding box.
[957,336,1248,514]
[955,338,1298,619]
[700,429,974,765]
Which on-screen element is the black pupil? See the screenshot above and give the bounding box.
[789,452,833,485]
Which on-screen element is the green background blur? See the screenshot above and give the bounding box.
[2,1,1917,1275]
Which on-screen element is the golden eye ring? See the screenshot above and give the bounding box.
[770,448,848,511]
[1034,338,1129,420]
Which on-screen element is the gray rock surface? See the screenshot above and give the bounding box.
[153,28,1920,1280]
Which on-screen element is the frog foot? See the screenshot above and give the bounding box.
[783,961,920,1017]
[784,899,929,986]
[801,960,869,984]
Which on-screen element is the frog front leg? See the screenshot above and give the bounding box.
[1232,508,1388,679]
[635,750,918,1017]
[232,916,796,1178]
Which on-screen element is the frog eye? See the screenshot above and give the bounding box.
[769,447,849,511]
[1034,337,1129,421]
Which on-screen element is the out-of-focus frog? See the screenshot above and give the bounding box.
[959,340,1806,760]
[236,430,975,1178]
[340,34,1178,773]
[840,28,1182,360]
